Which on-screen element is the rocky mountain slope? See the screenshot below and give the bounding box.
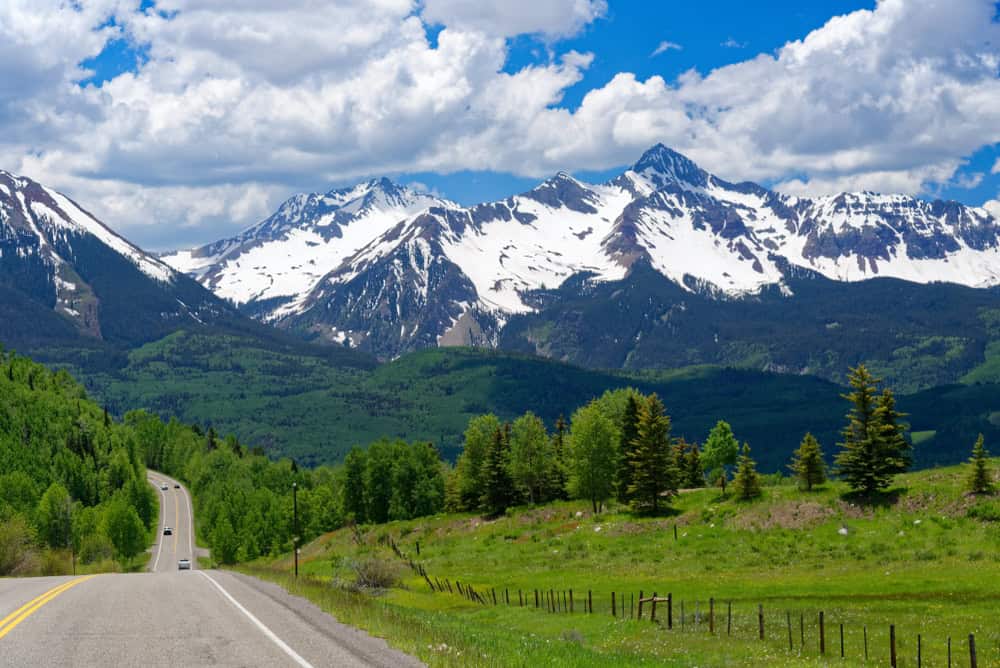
[0,170,236,349]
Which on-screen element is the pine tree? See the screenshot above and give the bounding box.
[627,394,677,515]
[616,395,641,504]
[547,416,569,500]
[789,432,826,491]
[967,434,994,494]
[480,426,515,517]
[342,447,367,523]
[733,443,761,500]
[835,365,910,496]
[684,442,704,489]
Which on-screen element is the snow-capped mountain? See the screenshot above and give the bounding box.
[167,144,1000,360]
[0,170,233,346]
[162,178,456,318]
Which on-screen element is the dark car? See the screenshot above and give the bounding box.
[174,483,181,489]
[163,527,173,536]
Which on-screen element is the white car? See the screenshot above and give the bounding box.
[160,483,168,491]
[178,559,191,570]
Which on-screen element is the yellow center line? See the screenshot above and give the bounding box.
[0,575,95,641]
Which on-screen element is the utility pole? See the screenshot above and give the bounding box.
[292,482,299,578]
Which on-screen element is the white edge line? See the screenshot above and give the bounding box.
[150,476,166,572]
[184,483,195,569]
[198,571,314,668]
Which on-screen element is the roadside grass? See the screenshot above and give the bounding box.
[245,462,1000,666]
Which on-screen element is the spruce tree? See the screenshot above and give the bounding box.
[967,434,994,494]
[616,395,640,503]
[790,432,826,491]
[685,442,704,489]
[835,365,910,496]
[627,394,677,515]
[342,447,367,523]
[480,426,515,517]
[733,443,761,500]
[547,415,569,500]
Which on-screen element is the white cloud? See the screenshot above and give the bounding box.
[993,158,1000,175]
[2,0,999,249]
[650,41,682,57]
[984,199,1000,220]
[720,37,746,48]
[421,0,606,38]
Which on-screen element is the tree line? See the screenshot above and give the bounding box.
[0,348,156,574]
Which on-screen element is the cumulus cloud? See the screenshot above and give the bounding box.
[720,37,746,48]
[650,41,682,57]
[1,0,999,249]
[421,0,607,38]
[993,158,1000,175]
[984,199,1000,219]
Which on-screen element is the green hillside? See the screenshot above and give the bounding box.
[247,462,1000,667]
[59,330,1000,470]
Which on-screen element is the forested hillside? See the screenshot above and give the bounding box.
[73,331,1000,470]
[0,347,157,574]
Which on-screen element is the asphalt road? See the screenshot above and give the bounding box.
[0,472,423,667]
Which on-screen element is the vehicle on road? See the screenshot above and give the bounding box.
[163,527,172,536]
[160,483,168,490]
[174,483,180,488]
[178,559,191,570]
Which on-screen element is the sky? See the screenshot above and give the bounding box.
[1,0,999,250]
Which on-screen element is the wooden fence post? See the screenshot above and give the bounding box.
[519,589,523,607]
[947,636,951,668]
[758,604,764,640]
[709,598,715,634]
[864,626,868,661]
[651,593,657,623]
[969,633,977,668]
[534,589,539,608]
[564,591,568,613]
[840,623,844,659]
[630,592,634,619]
[786,611,792,651]
[819,611,825,654]
[674,524,678,541]
[638,591,643,620]
[890,625,897,668]
[917,633,922,668]
[727,600,731,636]
[570,589,574,613]
[505,588,509,605]
[668,593,673,630]
[612,591,616,617]
[588,590,592,614]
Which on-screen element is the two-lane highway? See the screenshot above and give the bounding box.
[0,471,424,667]
[147,471,196,572]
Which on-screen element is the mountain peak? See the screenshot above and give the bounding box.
[631,144,709,188]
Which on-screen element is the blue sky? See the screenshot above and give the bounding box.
[3,0,999,248]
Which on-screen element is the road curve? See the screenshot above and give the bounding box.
[0,472,423,667]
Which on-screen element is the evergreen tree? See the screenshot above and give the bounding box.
[702,420,739,494]
[967,434,994,494]
[789,433,826,491]
[480,426,515,517]
[835,366,910,496]
[627,394,677,515]
[567,404,617,513]
[684,442,704,489]
[733,443,761,500]
[547,416,569,500]
[615,394,641,504]
[342,447,367,523]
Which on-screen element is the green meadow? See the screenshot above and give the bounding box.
[243,462,1000,667]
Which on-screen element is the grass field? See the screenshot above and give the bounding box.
[243,462,1000,667]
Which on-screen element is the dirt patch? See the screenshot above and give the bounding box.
[729,500,838,530]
